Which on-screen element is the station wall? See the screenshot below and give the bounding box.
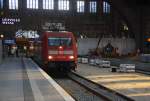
[77,38,99,55]
[77,38,136,55]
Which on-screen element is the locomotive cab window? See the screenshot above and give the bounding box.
[48,37,72,46]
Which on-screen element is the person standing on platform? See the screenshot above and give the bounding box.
[11,45,17,57]
[16,46,19,57]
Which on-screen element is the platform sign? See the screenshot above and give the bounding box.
[3,39,16,45]
[0,18,20,25]
[42,22,65,31]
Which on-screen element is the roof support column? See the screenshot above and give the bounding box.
[98,0,103,16]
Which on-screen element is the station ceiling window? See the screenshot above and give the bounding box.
[0,0,3,9]
[43,0,54,10]
[27,0,38,9]
[58,0,69,11]
[89,1,97,13]
[103,1,110,13]
[9,0,18,10]
[77,1,85,13]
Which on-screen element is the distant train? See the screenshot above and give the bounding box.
[34,31,77,72]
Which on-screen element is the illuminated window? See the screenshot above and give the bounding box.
[9,0,18,9]
[147,38,150,42]
[0,0,3,9]
[77,1,84,12]
[16,30,39,38]
[27,0,38,9]
[90,1,97,13]
[103,1,110,13]
[58,0,69,10]
[43,0,54,10]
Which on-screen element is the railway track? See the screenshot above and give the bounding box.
[54,71,135,101]
[32,58,135,101]
[33,58,105,101]
[55,77,104,101]
[68,72,135,101]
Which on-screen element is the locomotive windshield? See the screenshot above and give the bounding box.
[48,37,72,46]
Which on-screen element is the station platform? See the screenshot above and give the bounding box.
[0,57,75,101]
[77,63,150,101]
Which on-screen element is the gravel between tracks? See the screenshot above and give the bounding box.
[55,78,105,101]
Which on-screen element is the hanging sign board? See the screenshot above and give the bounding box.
[0,18,20,25]
[3,39,16,45]
[42,22,65,31]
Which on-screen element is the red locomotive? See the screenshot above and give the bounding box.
[35,31,77,71]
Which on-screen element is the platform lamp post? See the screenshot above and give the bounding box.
[0,34,4,39]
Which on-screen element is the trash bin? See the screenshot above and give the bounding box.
[111,67,117,72]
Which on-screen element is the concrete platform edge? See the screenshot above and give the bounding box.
[24,58,75,101]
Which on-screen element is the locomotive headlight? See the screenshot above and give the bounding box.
[69,56,74,59]
[59,46,63,49]
[48,55,53,60]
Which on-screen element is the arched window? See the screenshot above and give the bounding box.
[9,0,18,10]
[43,0,54,10]
[103,1,110,13]
[77,1,85,13]
[27,0,38,9]
[0,0,3,9]
[90,1,97,13]
[58,0,69,11]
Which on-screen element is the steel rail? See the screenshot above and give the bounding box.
[68,72,135,101]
